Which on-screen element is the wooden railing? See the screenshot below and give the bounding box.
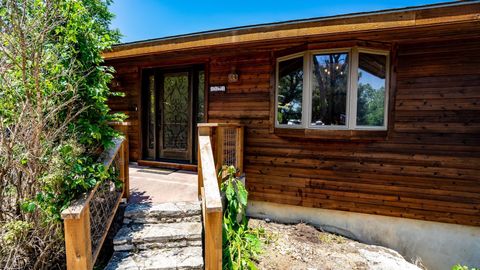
[61,138,129,270]
[197,123,244,270]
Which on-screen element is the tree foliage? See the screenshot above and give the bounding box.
[311,53,348,125]
[452,264,479,270]
[277,57,303,125]
[0,0,121,268]
[356,80,385,126]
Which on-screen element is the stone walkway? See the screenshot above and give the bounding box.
[105,201,204,269]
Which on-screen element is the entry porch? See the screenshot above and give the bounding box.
[61,123,243,269]
[128,163,198,204]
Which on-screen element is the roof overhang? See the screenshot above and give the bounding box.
[103,1,480,60]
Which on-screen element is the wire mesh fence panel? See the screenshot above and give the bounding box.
[89,152,122,256]
[222,127,237,168]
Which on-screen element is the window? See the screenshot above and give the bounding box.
[311,52,349,127]
[275,47,389,130]
[356,52,387,127]
[277,55,304,126]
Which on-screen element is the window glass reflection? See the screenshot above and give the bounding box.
[356,53,386,127]
[277,57,303,125]
[311,53,349,126]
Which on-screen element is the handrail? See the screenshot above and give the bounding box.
[197,123,243,128]
[197,123,245,270]
[198,131,223,212]
[61,137,129,270]
[198,126,223,270]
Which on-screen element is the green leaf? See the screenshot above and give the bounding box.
[20,157,28,165]
[236,183,248,206]
[226,182,235,200]
[21,201,36,213]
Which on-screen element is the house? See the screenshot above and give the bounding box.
[104,2,480,269]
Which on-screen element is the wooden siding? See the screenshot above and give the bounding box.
[207,39,480,226]
[107,37,480,226]
[108,65,141,160]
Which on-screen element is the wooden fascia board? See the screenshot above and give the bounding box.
[103,7,480,60]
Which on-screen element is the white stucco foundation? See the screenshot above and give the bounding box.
[248,201,480,270]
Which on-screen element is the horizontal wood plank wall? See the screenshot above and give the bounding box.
[106,36,480,226]
[208,39,480,226]
[108,66,141,161]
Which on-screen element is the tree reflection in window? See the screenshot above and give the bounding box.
[356,53,386,127]
[277,56,303,125]
[311,53,349,126]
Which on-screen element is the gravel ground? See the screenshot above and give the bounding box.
[249,219,424,270]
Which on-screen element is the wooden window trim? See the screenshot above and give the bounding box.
[274,127,388,141]
[273,40,391,59]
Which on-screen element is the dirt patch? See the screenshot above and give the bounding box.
[249,219,422,270]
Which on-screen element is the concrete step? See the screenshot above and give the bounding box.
[124,201,201,224]
[113,222,202,251]
[105,246,203,270]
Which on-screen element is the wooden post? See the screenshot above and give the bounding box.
[197,147,203,199]
[119,142,129,199]
[119,143,125,193]
[215,126,224,174]
[235,126,244,176]
[198,127,223,270]
[204,210,223,270]
[124,138,130,199]
[198,126,211,198]
[64,205,93,270]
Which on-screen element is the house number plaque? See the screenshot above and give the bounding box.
[209,85,226,93]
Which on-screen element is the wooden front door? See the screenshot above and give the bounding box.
[143,67,204,163]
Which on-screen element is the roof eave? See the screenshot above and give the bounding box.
[103,1,480,60]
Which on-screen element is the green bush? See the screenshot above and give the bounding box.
[220,166,264,270]
[452,264,479,270]
[0,0,122,268]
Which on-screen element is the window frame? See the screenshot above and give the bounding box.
[353,47,390,131]
[307,48,352,130]
[275,52,307,129]
[274,46,390,131]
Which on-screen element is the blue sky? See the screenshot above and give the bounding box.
[109,0,450,43]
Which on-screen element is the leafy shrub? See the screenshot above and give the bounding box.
[0,0,122,268]
[452,264,479,270]
[220,166,264,270]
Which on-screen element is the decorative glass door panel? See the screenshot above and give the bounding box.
[159,72,191,160]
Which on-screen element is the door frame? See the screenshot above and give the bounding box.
[141,64,205,164]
